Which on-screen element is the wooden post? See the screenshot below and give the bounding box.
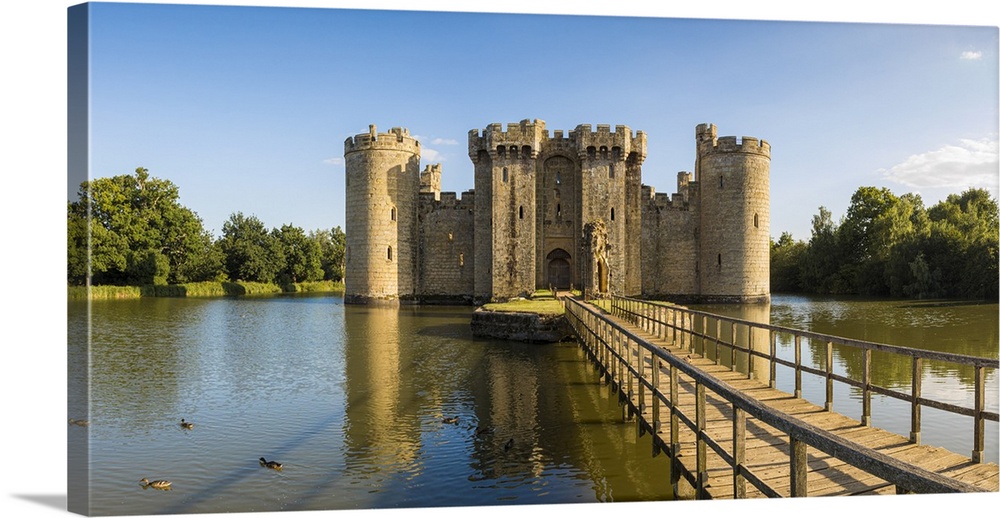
[747,324,754,380]
[910,356,922,444]
[733,405,747,498]
[670,361,679,458]
[862,348,872,426]
[715,319,722,366]
[974,365,985,463]
[794,335,802,398]
[730,321,737,372]
[789,436,808,497]
[769,330,776,389]
[696,382,708,498]
[652,354,661,437]
[824,341,833,412]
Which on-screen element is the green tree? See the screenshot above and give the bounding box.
[310,226,346,281]
[67,167,220,285]
[274,224,323,284]
[770,232,807,292]
[922,189,999,299]
[218,212,284,283]
[799,206,850,293]
[836,187,900,295]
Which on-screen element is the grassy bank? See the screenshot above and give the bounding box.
[69,280,345,301]
[480,290,568,315]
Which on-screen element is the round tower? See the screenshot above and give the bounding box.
[344,124,421,304]
[695,123,770,303]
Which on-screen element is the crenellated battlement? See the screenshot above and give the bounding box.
[419,189,475,211]
[345,124,421,154]
[468,119,547,160]
[643,173,696,212]
[696,123,769,158]
[572,123,647,161]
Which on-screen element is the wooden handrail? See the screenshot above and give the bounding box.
[563,296,992,495]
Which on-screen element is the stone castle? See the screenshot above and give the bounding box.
[343,119,770,305]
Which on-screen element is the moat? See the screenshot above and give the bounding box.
[68,293,998,515]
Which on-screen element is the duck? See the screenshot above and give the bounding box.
[139,478,172,490]
[180,419,194,430]
[441,416,460,425]
[474,425,494,436]
[259,457,283,470]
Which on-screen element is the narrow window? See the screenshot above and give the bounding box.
[717,253,722,266]
[610,207,615,221]
[391,207,396,221]
[502,167,508,183]
[556,203,561,217]
[753,213,759,228]
[555,171,561,184]
[609,164,615,178]
[388,246,393,261]
[448,232,453,241]
[519,206,524,219]
[459,253,464,267]
[719,175,724,188]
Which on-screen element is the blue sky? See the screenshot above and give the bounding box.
[0,4,998,516]
[77,1,999,242]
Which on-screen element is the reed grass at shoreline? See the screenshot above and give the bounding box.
[68,280,345,300]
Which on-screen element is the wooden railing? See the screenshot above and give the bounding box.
[562,295,994,497]
[608,295,998,464]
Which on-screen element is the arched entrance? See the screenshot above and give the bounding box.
[546,248,572,289]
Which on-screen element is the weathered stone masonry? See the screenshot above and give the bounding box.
[344,120,770,306]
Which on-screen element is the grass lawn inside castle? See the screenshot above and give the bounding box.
[480,289,579,315]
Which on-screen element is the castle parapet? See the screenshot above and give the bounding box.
[419,189,475,211]
[696,123,769,158]
[345,124,420,154]
[468,119,546,160]
[572,123,647,161]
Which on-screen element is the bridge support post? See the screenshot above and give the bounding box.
[790,436,808,497]
[862,349,872,426]
[733,405,747,498]
[910,357,922,444]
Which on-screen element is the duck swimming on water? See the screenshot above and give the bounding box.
[441,416,459,425]
[139,478,172,490]
[180,419,193,430]
[259,457,283,470]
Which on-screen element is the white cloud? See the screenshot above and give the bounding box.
[960,50,983,60]
[880,137,999,192]
[431,138,459,145]
[323,157,344,166]
[422,148,444,163]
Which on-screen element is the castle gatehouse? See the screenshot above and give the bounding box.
[343,119,770,305]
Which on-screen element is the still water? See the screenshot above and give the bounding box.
[68,294,673,516]
[68,293,999,515]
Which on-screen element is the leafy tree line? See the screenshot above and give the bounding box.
[771,186,999,300]
[68,167,346,287]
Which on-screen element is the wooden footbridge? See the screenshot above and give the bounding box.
[561,295,999,499]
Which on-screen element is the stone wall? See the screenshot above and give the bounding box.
[344,121,771,306]
[417,191,475,302]
[344,125,420,304]
[695,124,771,302]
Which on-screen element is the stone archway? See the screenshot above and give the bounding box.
[546,248,572,289]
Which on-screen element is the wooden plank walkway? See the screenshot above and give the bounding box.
[563,297,999,499]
